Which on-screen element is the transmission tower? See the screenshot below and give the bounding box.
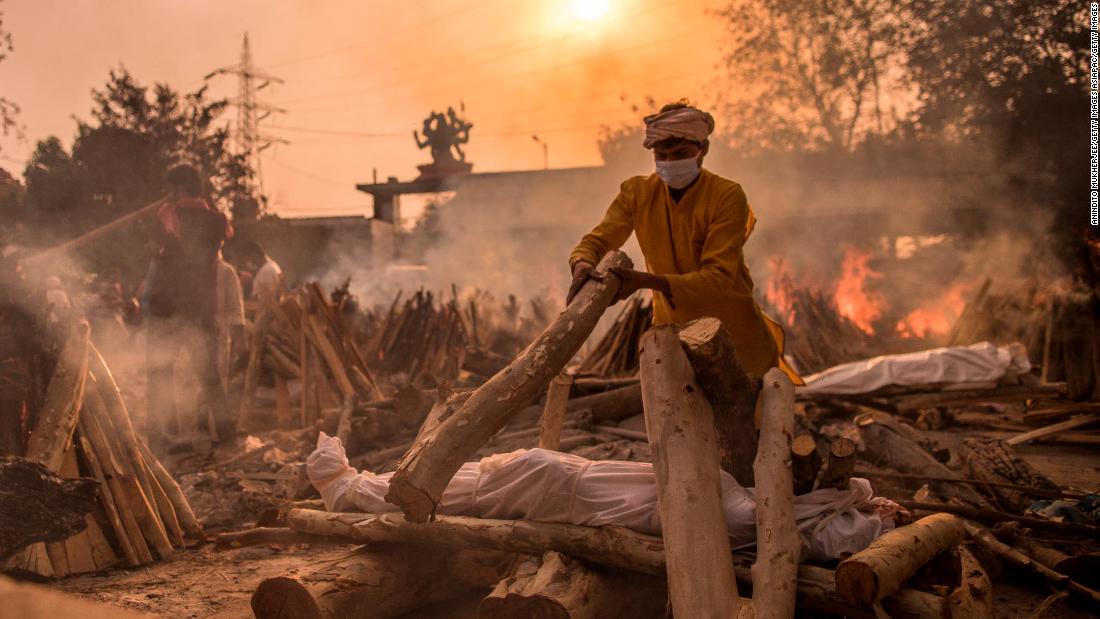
[204,33,288,198]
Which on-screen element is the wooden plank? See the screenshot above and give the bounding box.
[537,373,574,451]
[1006,413,1099,445]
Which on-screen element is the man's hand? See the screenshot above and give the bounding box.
[566,260,600,306]
[607,266,671,304]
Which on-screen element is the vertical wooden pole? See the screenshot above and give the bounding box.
[538,373,574,451]
[752,368,798,619]
[638,325,739,619]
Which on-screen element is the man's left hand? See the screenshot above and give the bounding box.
[607,267,670,303]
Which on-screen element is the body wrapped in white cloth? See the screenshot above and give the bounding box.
[307,433,902,562]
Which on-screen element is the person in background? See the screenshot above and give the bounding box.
[240,241,284,303]
[145,164,236,445]
[215,253,245,393]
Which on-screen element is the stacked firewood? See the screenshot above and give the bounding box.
[363,289,468,385]
[575,293,652,377]
[767,286,876,375]
[240,283,384,431]
[948,280,1100,400]
[5,324,201,577]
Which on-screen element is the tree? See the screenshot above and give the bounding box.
[23,69,260,237]
[0,1,22,152]
[895,0,1090,265]
[20,70,261,280]
[714,0,906,153]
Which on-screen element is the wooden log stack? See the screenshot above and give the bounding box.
[3,330,201,577]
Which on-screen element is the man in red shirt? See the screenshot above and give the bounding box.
[145,165,235,444]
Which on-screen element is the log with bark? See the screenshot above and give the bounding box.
[285,510,947,618]
[678,317,761,485]
[751,368,798,619]
[639,324,740,619]
[855,412,987,505]
[5,325,90,574]
[479,551,667,619]
[385,251,631,523]
[835,513,965,606]
[251,542,516,619]
[791,434,822,495]
[818,437,856,491]
[0,457,98,561]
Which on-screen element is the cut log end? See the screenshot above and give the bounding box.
[251,576,323,619]
[833,565,881,609]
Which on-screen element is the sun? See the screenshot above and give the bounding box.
[570,0,609,21]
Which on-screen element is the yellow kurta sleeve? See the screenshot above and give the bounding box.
[662,184,748,310]
[569,178,638,268]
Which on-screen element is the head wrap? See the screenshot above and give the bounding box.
[643,106,715,149]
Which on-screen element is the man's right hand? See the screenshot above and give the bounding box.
[566,260,599,306]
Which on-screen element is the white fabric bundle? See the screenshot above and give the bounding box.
[306,433,901,562]
[798,341,1032,396]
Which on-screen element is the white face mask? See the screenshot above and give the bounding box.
[655,156,700,189]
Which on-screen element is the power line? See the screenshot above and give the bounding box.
[266,0,498,70]
[265,155,348,187]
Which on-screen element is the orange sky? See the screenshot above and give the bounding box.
[0,0,727,219]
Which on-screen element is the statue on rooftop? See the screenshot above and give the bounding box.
[413,106,474,179]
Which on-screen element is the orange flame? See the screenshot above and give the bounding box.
[765,258,796,324]
[895,282,968,338]
[832,246,884,335]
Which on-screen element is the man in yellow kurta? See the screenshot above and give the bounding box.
[568,101,800,382]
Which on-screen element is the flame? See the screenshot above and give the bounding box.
[832,246,884,335]
[765,258,796,324]
[895,282,969,338]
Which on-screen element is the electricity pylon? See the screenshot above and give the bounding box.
[204,33,288,197]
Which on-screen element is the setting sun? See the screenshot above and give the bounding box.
[571,0,609,21]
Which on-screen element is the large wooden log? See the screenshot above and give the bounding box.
[25,324,90,472]
[678,317,761,484]
[639,325,740,619]
[7,325,91,574]
[751,368,798,619]
[835,513,965,606]
[386,251,631,522]
[286,510,946,619]
[855,412,986,505]
[0,457,98,561]
[251,542,515,619]
[479,550,666,619]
